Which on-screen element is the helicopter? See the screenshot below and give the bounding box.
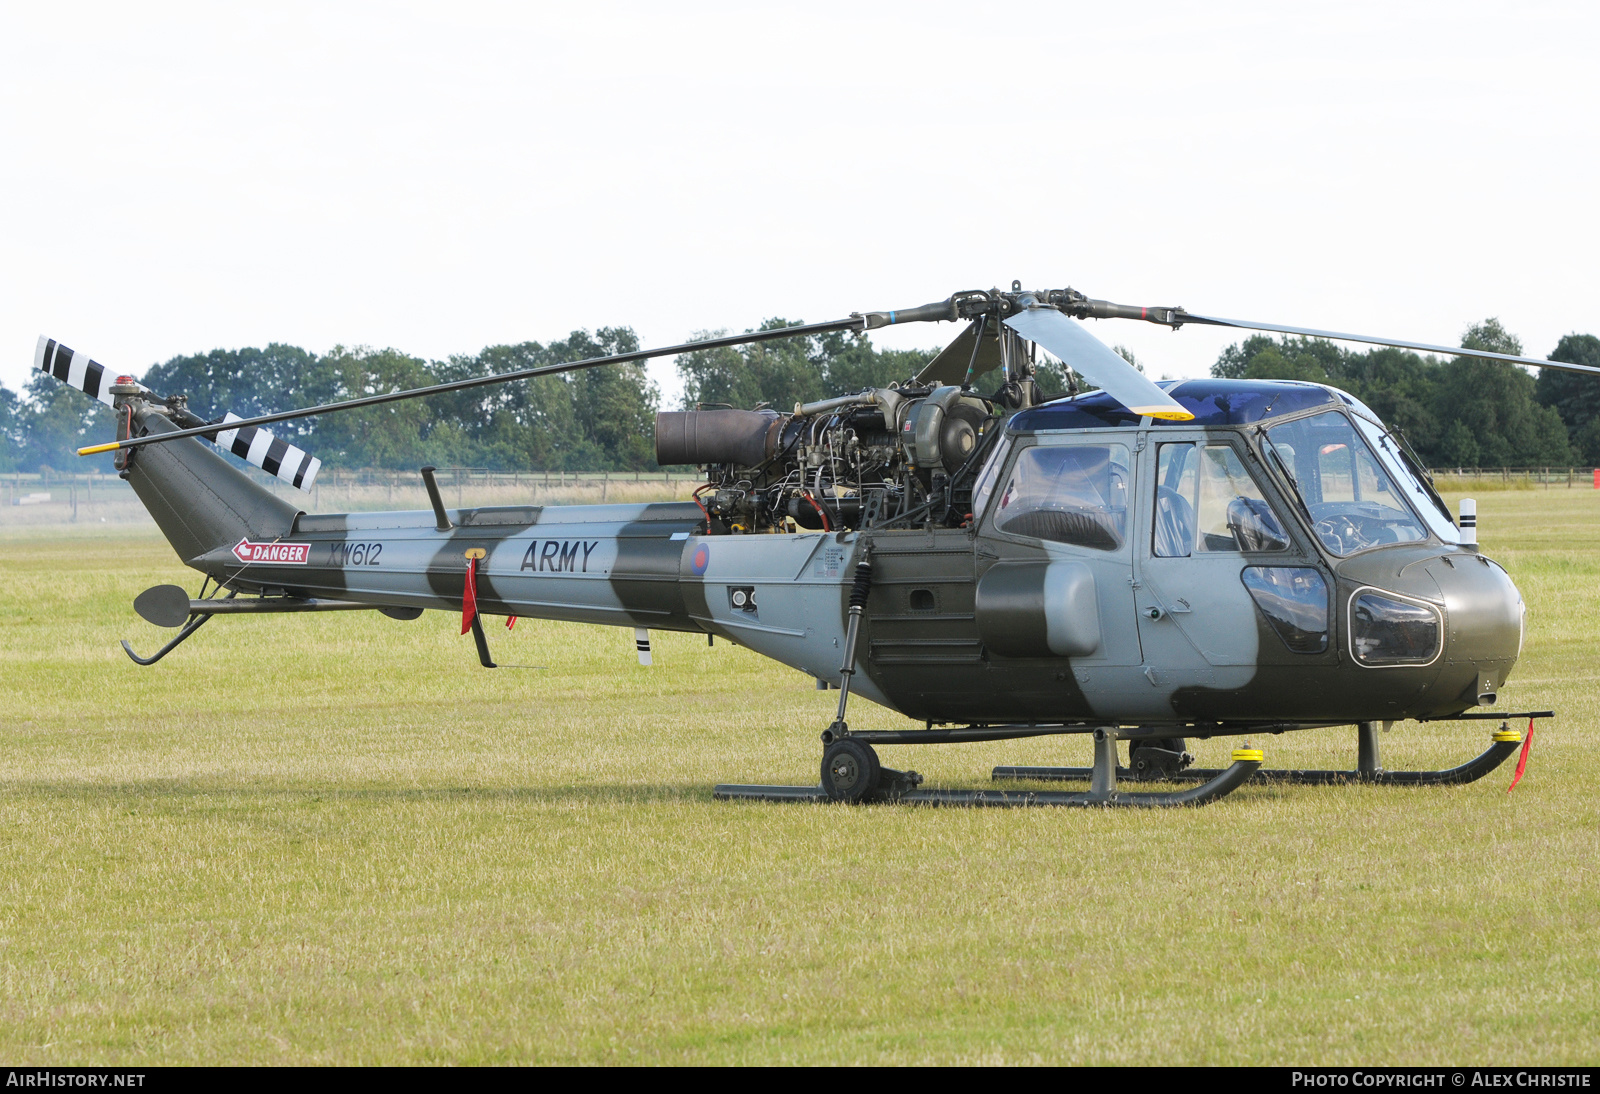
[41,282,1586,807]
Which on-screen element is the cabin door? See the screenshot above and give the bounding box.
[1133,436,1288,680]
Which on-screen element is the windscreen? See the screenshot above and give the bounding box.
[1263,410,1429,556]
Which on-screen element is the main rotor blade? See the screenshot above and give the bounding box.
[1003,308,1194,420]
[1179,313,1600,377]
[78,316,864,456]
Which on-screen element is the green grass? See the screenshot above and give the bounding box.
[0,492,1597,1064]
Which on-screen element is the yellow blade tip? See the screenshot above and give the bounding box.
[77,442,120,456]
[1132,407,1195,421]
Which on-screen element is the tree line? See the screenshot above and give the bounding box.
[2,317,1597,474]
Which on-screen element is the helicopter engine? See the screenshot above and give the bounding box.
[656,385,995,534]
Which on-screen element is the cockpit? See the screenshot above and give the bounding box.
[997,378,1458,561]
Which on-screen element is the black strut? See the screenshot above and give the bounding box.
[826,550,874,740]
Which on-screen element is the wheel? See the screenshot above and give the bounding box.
[821,739,881,803]
[1127,737,1191,780]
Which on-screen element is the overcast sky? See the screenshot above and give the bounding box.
[2,1,1596,409]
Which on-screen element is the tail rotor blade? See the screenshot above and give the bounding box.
[37,335,322,493]
[214,413,322,493]
[1003,309,1194,421]
[35,336,129,407]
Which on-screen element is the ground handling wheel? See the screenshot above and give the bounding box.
[1127,737,1193,781]
[821,738,882,803]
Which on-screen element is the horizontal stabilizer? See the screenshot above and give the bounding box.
[133,584,192,628]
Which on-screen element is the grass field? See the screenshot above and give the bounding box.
[0,490,1596,1064]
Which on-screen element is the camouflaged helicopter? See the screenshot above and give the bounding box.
[47,283,1585,807]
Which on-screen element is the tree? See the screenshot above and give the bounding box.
[1431,319,1571,467]
[432,328,659,471]
[142,344,323,445]
[0,385,21,473]
[306,346,440,469]
[568,327,659,469]
[677,319,831,412]
[1337,347,1442,457]
[677,323,939,412]
[17,374,118,474]
[1535,333,1600,463]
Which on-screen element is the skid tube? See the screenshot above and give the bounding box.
[992,713,1553,788]
[714,726,1264,808]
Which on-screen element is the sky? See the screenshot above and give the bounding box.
[2,0,1596,410]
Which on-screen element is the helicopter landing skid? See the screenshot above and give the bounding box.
[992,715,1551,788]
[713,729,1264,808]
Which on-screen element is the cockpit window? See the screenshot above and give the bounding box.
[1263,410,1429,556]
[994,443,1130,551]
[1155,443,1290,557]
[1348,415,1460,544]
[969,432,1013,522]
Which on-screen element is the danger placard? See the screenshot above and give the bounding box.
[232,538,311,564]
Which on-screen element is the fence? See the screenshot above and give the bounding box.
[1429,468,1598,490]
[2,467,703,524]
[5,463,1598,525]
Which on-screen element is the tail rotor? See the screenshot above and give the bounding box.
[36,336,322,493]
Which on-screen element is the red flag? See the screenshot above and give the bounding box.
[505,615,517,630]
[461,556,479,636]
[1507,717,1536,792]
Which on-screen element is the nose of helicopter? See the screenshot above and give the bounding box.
[1341,547,1524,711]
[1428,552,1525,705]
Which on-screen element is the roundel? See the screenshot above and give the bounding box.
[690,543,711,576]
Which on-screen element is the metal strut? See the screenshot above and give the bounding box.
[823,548,873,742]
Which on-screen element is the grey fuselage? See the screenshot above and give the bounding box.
[121,379,1525,736]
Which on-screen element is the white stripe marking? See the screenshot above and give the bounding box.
[34,336,49,372]
[215,411,241,452]
[213,412,318,494]
[66,350,89,394]
[276,448,305,485]
[634,627,652,666]
[245,427,273,468]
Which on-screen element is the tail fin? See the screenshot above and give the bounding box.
[126,406,302,566]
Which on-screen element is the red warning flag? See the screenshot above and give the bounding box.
[505,615,517,630]
[1507,717,1536,792]
[461,556,479,636]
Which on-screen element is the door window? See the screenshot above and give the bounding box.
[1155,443,1290,557]
[993,442,1130,551]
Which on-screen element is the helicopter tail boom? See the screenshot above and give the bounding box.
[122,403,302,567]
